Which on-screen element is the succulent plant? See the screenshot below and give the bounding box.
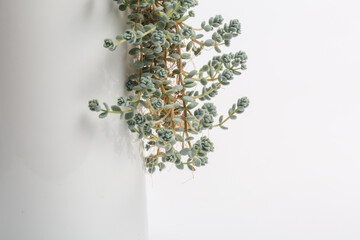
[171,34,182,44]
[156,68,168,79]
[123,29,137,44]
[180,26,194,39]
[151,30,166,46]
[117,97,126,106]
[88,0,250,174]
[157,129,174,142]
[134,113,146,126]
[150,98,164,111]
[88,99,101,112]
[103,39,114,49]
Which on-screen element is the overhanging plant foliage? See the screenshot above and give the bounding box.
[88,0,249,173]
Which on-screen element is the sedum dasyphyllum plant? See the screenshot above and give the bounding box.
[88,0,249,174]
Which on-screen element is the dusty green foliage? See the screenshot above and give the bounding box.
[89,0,250,174]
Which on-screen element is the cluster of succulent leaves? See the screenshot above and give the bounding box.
[89,0,249,174]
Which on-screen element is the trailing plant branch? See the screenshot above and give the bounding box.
[88,0,250,174]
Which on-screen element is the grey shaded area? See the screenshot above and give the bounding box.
[0,1,148,239]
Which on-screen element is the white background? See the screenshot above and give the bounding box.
[146,0,360,239]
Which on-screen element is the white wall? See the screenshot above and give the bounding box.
[0,1,147,240]
[147,0,360,239]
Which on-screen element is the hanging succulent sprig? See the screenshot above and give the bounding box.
[89,0,250,174]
